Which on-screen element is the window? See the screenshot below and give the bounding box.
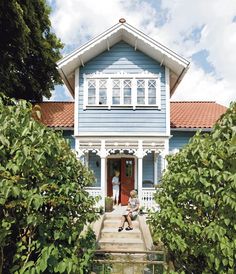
[148,80,156,105]
[84,73,160,109]
[88,80,96,104]
[137,80,145,105]
[99,79,107,105]
[123,80,131,105]
[112,80,120,104]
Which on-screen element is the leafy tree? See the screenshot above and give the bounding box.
[149,103,236,273]
[0,94,98,273]
[0,0,63,101]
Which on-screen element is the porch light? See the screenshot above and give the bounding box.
[125,142,129,146]
[114,142,118,146]
[89,142,92,146]
[151,142,156,147]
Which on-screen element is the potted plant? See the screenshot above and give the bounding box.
[105,197,113,212]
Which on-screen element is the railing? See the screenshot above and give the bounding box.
[85,187,103,207]
[141,188,159,210]
[92,250,166,274]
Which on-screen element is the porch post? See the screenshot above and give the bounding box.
[99,140,108,208]
[136,140,144,204]
[154,152,158,185]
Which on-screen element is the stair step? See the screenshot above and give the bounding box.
[101,227,142,239]
[103,220,139,228]
[99,238,145,251]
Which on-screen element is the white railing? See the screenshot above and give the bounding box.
[85,187,103,208]
[141,188,159,211]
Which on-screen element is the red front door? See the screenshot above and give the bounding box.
[107,158,135,205]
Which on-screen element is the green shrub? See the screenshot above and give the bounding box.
[149,102,236,273]
[0,95,98,273]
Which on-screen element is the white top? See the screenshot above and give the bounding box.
[112,176,120,191]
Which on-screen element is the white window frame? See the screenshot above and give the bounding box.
[83,72,161,110]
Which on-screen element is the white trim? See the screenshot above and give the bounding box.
[83,72,161,109]
[75,132,171,137]
[154,153,158,185]
[57,21,189,97]
[165,67,170,136]
[74,68,79,136]
[57,22,189,68]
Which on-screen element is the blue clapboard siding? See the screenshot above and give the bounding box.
[88,152,101,187]
[169,131,196,152]
[78,41,166,133]
[62,130,75,149]
[143,153,154,188]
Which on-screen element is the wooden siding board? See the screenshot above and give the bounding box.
[169,131,195,151]
[62,130,75,149]
[143,153,154,188]
[78,41,166,134]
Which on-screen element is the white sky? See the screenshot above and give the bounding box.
[48,0,236,106]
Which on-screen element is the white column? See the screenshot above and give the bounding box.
[75,139,84,161]
[135,140,144,203]
[154,152,158,185]
[99,140,108,208]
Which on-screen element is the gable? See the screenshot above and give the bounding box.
[57,20,189,96]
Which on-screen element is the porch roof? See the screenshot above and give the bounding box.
[36,101,227,130]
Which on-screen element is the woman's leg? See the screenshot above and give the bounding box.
[126,213,133,228]
[119,216,126,228]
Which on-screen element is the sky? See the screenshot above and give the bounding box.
[47,0,236,106]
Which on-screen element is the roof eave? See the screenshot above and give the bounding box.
[57,21,190,95]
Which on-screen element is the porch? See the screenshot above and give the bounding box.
[75,136,168,209]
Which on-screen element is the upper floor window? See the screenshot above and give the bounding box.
[84,73,161,110]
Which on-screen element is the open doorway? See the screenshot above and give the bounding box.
[107,158,135,205]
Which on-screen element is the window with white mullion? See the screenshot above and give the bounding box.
[107,78,112,109]
[148,79,157,105]
[112,79,120,105]
[87,79,96,105]
[137,79,145,105]
[120,79,124,105]
[98,79,107,105]
[123,79,132,105]
[132,78,137,109]
[95,79,99,105]
[144,79,148,105]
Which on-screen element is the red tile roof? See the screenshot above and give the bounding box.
[37,102,74,128]
[170,101,227,129]
[36,101,227,129]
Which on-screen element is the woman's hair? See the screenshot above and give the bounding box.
[130,190,137,197]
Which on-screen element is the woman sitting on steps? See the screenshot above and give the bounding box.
[118,190,140,232]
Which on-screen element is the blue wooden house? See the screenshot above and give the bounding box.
[39,19,226,208]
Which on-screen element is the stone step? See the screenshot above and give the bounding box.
[101,227,142,239]
[99,238,145,251]
[104,213,126,220]
[103,219,140,229]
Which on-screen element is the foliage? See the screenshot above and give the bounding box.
[149,102,236,273]
[0,0,63,101]
[0,94,98,273]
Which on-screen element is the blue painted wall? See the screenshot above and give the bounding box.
[169,131,195,152]
[78,41,166,133]
[62,130,75,149]
[143,153,154,187]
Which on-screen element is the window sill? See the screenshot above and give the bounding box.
[85,105,161,110]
